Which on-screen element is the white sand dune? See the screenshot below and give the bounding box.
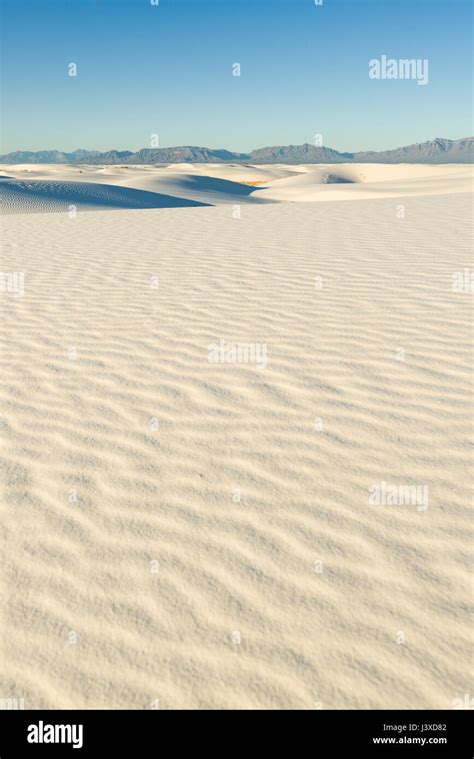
[164,162,300,182]
[116,172,274,205]
[0,178,210,214]
[1,181,471,708]
[259,165,473,202]
[2,163,472,214]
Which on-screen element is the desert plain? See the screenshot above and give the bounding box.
[1,162,472,708]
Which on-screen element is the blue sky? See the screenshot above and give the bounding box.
[2,0,472,153]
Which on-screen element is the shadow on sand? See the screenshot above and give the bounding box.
[0,178,212,214]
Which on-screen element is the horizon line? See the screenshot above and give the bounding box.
[1,135,473,158]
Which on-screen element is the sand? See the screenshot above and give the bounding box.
[1,162,471,211]
[1,164,472,709]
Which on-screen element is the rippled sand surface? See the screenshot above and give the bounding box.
[1,190,472,708]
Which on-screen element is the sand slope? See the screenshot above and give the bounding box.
[0,178,210,214]
[259,166,473,202]
[2,163,472,213]
[1,191,472,709]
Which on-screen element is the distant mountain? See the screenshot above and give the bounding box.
[1,138,472,164]
[86,150,134,164]
[353,137,474,164]
[123,146,250,164]
[78,146,249,164]
[0,150,66,163]
[0,146,251,165]
[249,144,352,163]
[0,149,105,164]
[250,138,474,164]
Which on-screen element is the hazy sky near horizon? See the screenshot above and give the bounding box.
[2,0,472,154]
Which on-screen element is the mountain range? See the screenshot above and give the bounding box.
[1,138,472,165]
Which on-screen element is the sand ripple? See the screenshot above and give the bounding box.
[1,194,472,708]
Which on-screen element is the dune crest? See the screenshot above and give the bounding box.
[1,163,472,214]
